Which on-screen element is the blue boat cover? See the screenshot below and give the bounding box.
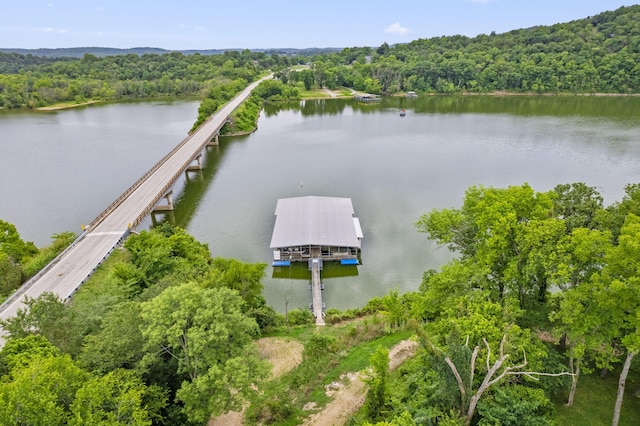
[272,260,291,266]
[341,259,359,265]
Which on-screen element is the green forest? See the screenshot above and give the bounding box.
[1,4,640,426]
[1,5,639,110]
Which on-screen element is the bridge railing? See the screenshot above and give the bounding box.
[88,108,229,230]
[0,229,88,312]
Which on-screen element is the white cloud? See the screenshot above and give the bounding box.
[385,22,410,36]
[38,27,67,34]
[47,2,54,7]
[468,0,492,3]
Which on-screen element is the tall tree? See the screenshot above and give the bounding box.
[416,184,560,306]
[139,282,268,423]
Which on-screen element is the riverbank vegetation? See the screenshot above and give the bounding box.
[288,5,639,95]
[0,50,289,109]
[1,181,640,424]
[220,80,300,135]
[1,5,638,112]
[1,4,640,425]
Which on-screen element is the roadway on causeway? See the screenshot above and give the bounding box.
[0,76,270,325]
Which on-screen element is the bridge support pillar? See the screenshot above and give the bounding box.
[207,133,219,146]
[151,210,175,227]
[151,190,175,226]
[185,154,204,180]
[187,154,203,170]
[153,190,174,212]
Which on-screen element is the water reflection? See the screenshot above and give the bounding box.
[272,261,359,280]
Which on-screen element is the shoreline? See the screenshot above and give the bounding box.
[36,100,104,111]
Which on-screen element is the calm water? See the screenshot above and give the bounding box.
[1,96,639,312]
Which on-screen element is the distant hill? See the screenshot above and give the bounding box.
[0,46,342,58]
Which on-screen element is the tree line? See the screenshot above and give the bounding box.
[282,5,639,95]
[0,50,294,109]
[1,5,638,111]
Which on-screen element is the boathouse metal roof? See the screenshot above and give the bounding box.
[270,196,362,249]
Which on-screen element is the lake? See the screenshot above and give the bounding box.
[1,95,639,312]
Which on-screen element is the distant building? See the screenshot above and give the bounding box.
[270,196,363,264]
[354,94,381,102]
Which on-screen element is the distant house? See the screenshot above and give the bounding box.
[270,196,363,264]
[354,94,381,102]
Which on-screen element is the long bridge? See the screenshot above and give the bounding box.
[0,76,270,324]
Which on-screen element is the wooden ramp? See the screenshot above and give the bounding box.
[310,258,325,326]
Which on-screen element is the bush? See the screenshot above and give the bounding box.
[0,252,21,297]
[287,308,314,326]
[304,333,337,359]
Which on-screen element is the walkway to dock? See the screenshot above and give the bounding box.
[310,258,325,326]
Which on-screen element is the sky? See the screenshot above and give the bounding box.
[1,1,638,50]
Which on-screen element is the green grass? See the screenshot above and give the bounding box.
[328,331,413,381]
[556,369,640,426]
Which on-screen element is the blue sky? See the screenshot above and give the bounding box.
[2,1,638,50]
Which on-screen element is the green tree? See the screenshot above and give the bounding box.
[0,252,21,296]
[0,354,87,425]
[78,301,145,374]
[552,183,603,233]
[69,369,165,426]
[0,219,37,263]
[416,184,558,306]
[117,225,211,295]
[139,283,268,423]
[0,292,80,354]
[381,288,408,330]
[0,334,59,375]
[299,69,315,90]
[364,347,391,422]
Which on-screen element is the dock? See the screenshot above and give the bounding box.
[269,196,363,326]
[309,258,325,326]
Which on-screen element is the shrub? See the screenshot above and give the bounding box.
[287,308,314,326]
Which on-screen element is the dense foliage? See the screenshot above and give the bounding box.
[0,224,278,424]
[0,50,282,108]
[289,6,640,95]
[2,5,638,111]
[353,182,640,425]
[218,79,300,135]
[1,4,640,425]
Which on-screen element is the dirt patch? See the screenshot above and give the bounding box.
[210,339,418,426]
[209,337,304,426]
[303,339,419,426]
[208,410,244,426]
[256,336,304,379]
[304,372,368,426]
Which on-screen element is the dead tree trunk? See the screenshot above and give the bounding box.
[566,351,580,407]
[612,351,636,426]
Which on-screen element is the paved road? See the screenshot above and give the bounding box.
[0,76,270,324]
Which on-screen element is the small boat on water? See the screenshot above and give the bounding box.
[400,109,406,117]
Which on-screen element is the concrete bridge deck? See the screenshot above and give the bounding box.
[0,76,271,324]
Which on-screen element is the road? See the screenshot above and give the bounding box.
[0,75,270,324]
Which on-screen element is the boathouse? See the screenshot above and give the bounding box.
[354,93,381,102]
[270,196,363,265]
